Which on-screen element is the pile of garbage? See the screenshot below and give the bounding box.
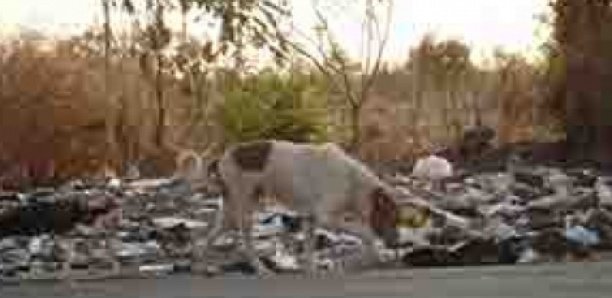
[0,176,371,280]
[0,177,217,280]
[389,162,612,268]
[3,153,612,280]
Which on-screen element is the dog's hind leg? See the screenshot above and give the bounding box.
[235,183,273,276]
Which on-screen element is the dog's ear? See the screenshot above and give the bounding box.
[369,187,399,237]
[206,159,220,179]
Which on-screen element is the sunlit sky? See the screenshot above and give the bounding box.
[0,0,550,64]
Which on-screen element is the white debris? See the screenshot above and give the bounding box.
[596,177,612,207]
[107,178,122,189]
[152,217,208,229]
[517,247,540,264]
[127,178,175,190]
[139,263,174,275]
[397,227,431,246]
[411,154,453,181]
[269,242,300,271]
[115,241,161,259]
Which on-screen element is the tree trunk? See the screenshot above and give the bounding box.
[349,104,362,152]
[554,0,612,167]
[154,53,165,147]
[102,0,118,172]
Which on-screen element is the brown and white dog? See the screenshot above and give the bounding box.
[202,140,400,275]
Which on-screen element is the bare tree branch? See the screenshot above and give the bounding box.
[361,0,393,101]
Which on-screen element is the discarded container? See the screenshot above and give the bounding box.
[517,247,540,264]
[152,217,208,230]
[411,154,453,181]
[139,263,174,275]
[564,225,600,247]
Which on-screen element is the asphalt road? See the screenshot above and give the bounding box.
[3,261,612,298]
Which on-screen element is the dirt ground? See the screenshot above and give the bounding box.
[3,261,612,298]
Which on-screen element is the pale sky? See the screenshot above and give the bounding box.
[0,0,550,63]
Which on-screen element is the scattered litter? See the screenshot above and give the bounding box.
[4,157,612,280]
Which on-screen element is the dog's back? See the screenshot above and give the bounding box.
[217,140,385,216]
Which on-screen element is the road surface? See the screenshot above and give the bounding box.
[2,261,612,298]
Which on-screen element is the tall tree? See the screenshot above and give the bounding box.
[549,0,612,165]
[101,0,122,174]
[115,0,291,148]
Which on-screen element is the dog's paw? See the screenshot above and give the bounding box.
[255,266,275,278]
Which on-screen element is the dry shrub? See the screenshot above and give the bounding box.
[496,58,539,144]
[0,41,110,186]
[358,94,431,164]
[0,40,197,187]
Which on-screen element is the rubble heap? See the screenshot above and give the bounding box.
[2,155,612,280]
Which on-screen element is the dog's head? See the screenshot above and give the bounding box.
[202,158,227,196]
[369,186,400,247]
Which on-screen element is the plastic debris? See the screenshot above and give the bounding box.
[4,159,612,280]
[411,154,453,181]
[564,225,600,247]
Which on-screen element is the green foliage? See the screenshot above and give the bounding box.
[218,70,330,144]
[117,0,290,63]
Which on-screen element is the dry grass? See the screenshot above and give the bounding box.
[0,37,558,187]
[0,40,201,187]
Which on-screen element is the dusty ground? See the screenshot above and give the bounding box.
[2,261,612,298]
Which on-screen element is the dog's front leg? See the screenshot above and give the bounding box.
[301,214,318,276]
[330,219,381,271]
[240,212,273,277]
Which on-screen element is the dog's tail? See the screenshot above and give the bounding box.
[174,149,204,180]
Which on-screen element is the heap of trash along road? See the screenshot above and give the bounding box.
[2,128,612,281]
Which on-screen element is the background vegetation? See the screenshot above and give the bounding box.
[0,0,610,187]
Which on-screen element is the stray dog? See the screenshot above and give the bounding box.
[202,140,401,275]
